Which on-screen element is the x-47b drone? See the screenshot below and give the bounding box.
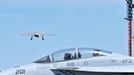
[21,32,55,40]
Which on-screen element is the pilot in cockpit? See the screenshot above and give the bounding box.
[64,52,81,60]
[64,53,72,60]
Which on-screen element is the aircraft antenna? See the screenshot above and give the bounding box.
[125,0,134,56]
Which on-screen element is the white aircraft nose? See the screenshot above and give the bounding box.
[0,72,7,75]
[0,69,15,75]
[0,72,12,75]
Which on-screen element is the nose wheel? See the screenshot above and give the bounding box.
[42,36,44,40]
[30,36,33,40]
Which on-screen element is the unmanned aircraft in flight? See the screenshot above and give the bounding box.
[1,48,134,75]
[21,32,55,40]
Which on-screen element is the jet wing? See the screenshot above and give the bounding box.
[52,65,134,73]
[51,66,134,75]
[78,65,134,73]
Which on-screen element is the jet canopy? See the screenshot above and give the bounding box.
[34,48,112,63]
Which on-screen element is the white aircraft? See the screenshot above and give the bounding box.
[1,48,134,75]
[21,32,55,40]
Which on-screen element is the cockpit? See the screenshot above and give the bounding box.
[34,48,112,63]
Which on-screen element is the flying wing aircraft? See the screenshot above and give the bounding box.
[1,48,134,75]
[20,31,55,40]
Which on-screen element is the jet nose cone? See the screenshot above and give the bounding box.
[0,71,2,75]
[0,72,11,75]
[0,69,15,75]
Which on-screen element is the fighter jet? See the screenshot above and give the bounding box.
[20,31,55,40]
[1,48,134,75]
